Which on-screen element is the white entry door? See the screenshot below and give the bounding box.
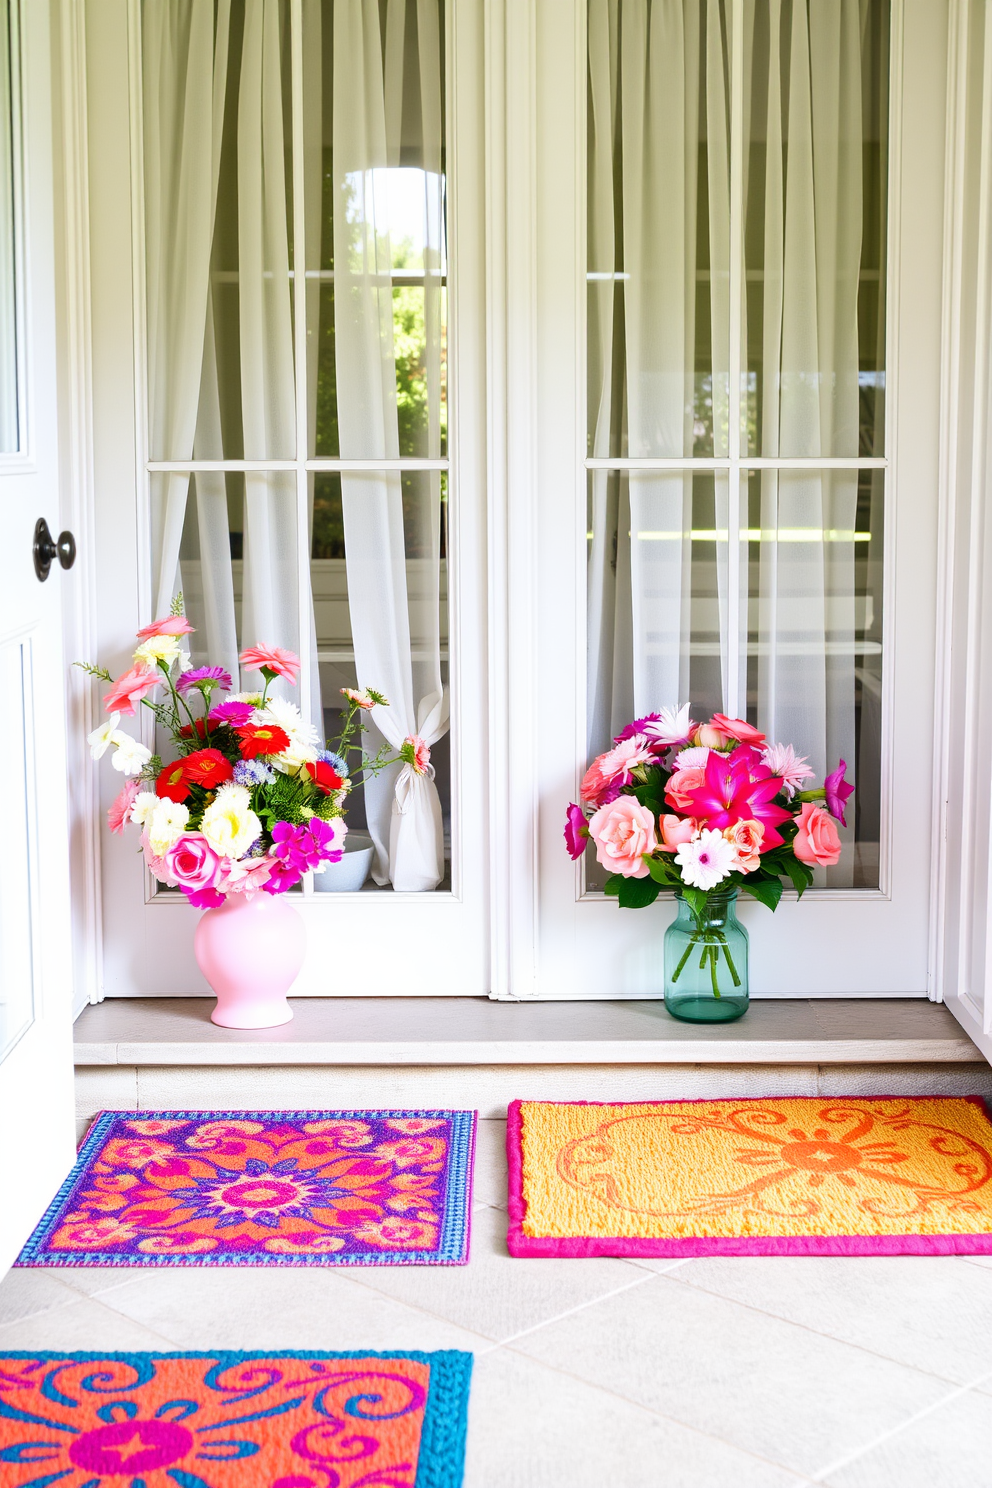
[496,0,954,999]
[0,0,76,1273]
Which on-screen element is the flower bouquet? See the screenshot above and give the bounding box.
[80,605,432,1027]
[564,706,854,1021]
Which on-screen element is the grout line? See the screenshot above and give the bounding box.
[491,1341,817,1484]
[665,1268,985,1392]
[473,1266,658,1355]
[0,1274,91,1330]
[0,1287,179,1351]
[809,1366,992,1484]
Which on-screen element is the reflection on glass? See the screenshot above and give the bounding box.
[744,469,881,888]
[587,469,734,757]
[309,0,447,459]
[587,0,730,459]
[0,0,17,453]
[142,0,294,461]
[0,639,33,1061]
[311,470,450,886]
[743,0,889,458]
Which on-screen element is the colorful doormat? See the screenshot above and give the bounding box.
[17,1110,476,1267]
[507,1096,992,1257]
[0,1349,472,1488]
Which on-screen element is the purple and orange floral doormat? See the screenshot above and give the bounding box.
[507,1096,992,1257]
[17,1110,476,1267]
[0,1349,473,1488]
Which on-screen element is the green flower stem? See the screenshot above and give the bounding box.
[708,944,721,998]
[717,932,742,987]
[671,937,698,984]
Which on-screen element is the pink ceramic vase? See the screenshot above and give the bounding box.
[194,891,305,1029]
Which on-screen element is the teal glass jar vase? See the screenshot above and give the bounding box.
[664,887,749,1023]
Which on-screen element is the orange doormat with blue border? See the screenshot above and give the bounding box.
[0,1349,472,1487]
[507,1096,992,1257]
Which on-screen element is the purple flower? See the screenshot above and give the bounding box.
[564,803,589,861]
[824,760,855,828]
[614,713,660,744]
[176,666,232,694]
[234,759,276,787]
[210,700,255,727]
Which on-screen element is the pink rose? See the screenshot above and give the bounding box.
[580,736,655,805]
[792,803,842,868]
[103,663,159,716]
[658,813,699,852]
[588,797,658,878]
[107,778,141,835]
[709,713,767,747]
[724,817,765,872]
[164,833,224,892]
[135,616,195,639]
[665,766,706,811]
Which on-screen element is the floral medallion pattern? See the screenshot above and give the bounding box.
[17,1111,476,1266]
[510,1097,992,1257]
[0,1349,473,1488]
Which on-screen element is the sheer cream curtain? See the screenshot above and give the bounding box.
[587,0,732,754]
[332,0,448,892]
[144,0,230,631]
[588,0,864,868]
[145,0,309,702]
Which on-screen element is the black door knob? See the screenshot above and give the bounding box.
[33,517,76,582]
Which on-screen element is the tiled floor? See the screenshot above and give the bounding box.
[2,1118,991,1487]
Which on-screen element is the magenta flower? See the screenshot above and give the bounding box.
[177,666,232,694]
[564,803,589,860]
[824,760,855,828]
[264,818,345,894]
[209,700,255,727]
[684,746,793,849]
[183,885,226,908]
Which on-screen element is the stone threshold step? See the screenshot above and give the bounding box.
[73,996,981,1068]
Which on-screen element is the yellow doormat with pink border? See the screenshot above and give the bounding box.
[506,1096,992,1257]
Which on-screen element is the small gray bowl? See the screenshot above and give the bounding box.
[312,830,374,893]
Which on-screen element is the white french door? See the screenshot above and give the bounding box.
[84,0,490,997]
[497,0,951,998]
[0,0,76,1272]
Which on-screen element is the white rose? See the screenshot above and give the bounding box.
[133,634,181,666]
[88,713,121,760]
[200,784,261,860]
[110,734,153,776]
[146,799,189,856]
[129,791,160,827]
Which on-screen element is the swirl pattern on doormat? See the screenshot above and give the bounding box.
[16,1110,476,1266]
[0,1349,472,1488]
[507,1095,992,1257]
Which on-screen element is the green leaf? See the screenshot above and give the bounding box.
[742,876,783,912]
[611,875,661,909]
[780,856,815,896]
[646,854,681,886]
[680,886,708,921]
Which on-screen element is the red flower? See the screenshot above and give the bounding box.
[156,760,190,803]
[178,718,210,742]
[684,745,792,849]
[236,723,291,760]
[182,748,234,789]
[305,760,345,795]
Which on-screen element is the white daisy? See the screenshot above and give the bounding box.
[675,828,737,890]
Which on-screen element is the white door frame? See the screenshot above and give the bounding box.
[79,0,492,998]
[930,0,992,1062]
[488,0,951,999]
